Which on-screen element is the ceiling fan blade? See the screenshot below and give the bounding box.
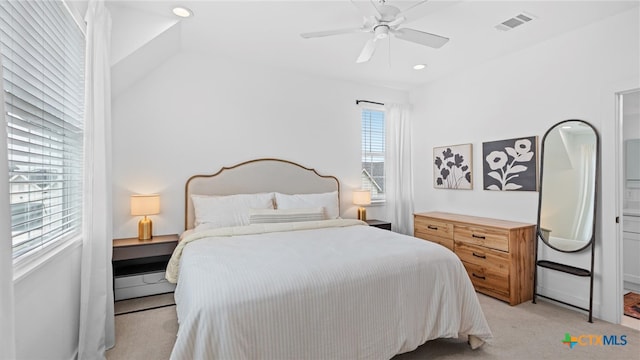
[397,0,429,17]
[300,27,364,38]
[376,4,401,21]
[356,38,377,63]
[397,0,433,24]
[393,28,449,48]
[386,16,406,29]
[349,0,380,19]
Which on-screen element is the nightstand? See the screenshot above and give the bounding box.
[365,219,392,231]
[112,234,179,300]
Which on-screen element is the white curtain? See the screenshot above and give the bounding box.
[78,1,115,359]
[0,53,17,360]
[385,104,414,235]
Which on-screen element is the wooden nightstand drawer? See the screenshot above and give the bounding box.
[455,242,509,274]
[454,225,509,252]
[113,242,177,261]
[414,216,454,239]
[113,234,179,261]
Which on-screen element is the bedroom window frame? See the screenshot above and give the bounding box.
[1,0,86,264]
[361,107,386,203]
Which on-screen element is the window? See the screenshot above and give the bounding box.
[361,108,385,201]
[0,1,85,259]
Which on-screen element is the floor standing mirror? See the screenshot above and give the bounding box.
[533,119,599,323]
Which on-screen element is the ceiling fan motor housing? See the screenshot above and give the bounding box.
[374,25,390,39]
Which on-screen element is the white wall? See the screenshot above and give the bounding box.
[410,8,639,323]
[14,244,82,360]
[111,50,407,239]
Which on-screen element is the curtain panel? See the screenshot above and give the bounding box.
[384,104,414,235]
[78,1,115,358]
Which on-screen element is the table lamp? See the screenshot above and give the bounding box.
[130,194,160,240]
[353,190,371,221]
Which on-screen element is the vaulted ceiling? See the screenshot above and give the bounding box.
[108,1,639,91]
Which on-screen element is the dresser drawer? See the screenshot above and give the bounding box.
[413,212,534,305]
[416,233,454,251]
[455,242,509,274]
[455,225,509,252]
[462,261,510,300]
[414,216,454,239]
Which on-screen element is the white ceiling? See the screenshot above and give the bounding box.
[108,0,639,91]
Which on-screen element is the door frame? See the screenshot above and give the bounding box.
[615,87,640,324]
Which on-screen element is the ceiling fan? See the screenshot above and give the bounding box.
[300,0,449,63]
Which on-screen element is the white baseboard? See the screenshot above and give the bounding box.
[623,273,640,284]
[624,281,640,293]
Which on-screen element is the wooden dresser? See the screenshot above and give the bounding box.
[414,211,536,306]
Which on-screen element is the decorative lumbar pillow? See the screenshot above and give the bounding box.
[274,191,339,219]
[248,207,326,224]
[192,193,274,229]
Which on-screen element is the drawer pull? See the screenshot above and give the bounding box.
[472,252,486,259]
[472,273,486,280]
[427,225,438,230]
[472,234,486,239]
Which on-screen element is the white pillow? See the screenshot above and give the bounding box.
[274,191,340,219]
[249,207,326,224]
[192,193,274,229]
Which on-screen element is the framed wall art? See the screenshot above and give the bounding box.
[433,143,473,189]
[482,136,538,191]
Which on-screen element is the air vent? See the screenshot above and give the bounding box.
[495,12,535,31]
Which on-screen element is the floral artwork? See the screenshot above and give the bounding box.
[433,144,473,189]
[482,136,537,191]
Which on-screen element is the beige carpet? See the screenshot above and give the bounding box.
[107,293,640,360]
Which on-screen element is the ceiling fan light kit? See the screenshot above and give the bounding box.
[300,0,449,64]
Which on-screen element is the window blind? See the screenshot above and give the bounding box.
[361,109,385,201]
[0,0,85,259]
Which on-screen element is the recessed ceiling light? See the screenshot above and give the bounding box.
[172,7,192,18]
[413,64,426,70]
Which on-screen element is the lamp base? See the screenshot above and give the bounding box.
[357,207,367,221]
[138,216,153,240]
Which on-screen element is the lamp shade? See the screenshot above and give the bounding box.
[353,190,371,206]
[130,194,160,216]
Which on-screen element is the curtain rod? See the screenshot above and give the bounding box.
[355,99,384,106]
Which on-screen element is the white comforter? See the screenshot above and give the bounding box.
[169,220,492,360]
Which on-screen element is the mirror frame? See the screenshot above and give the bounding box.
[536,119,599,253]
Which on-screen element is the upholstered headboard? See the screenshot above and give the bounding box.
[184,158,340,230]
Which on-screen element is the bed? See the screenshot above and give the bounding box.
[166,158,492,359]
